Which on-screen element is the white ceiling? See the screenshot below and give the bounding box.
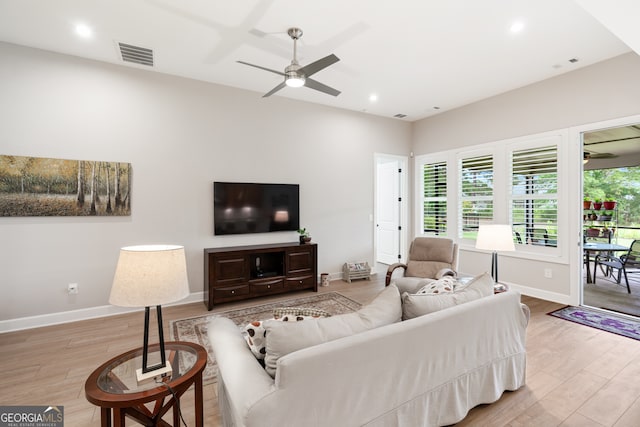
[0,0,637,121]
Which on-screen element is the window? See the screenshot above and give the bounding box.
[458,154,493,239]
[415,130,564,256]
[422,161,447,235]
[510,146,558,247]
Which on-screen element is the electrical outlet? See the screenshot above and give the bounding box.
[544,269,553,279]
[68,283,79,294]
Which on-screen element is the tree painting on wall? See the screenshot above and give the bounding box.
[0,155,131,216]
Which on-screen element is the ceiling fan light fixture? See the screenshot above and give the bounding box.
[285,75,305,88]
[285,62,305,87]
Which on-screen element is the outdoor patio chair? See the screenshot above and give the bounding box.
[594,239,640,294]
[530,228,549,246]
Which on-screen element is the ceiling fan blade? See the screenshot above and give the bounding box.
[585,150,617,159]
[304,78,341,97]
[590,152,617,159]
[237,60,285,76]
[263,82,286,98]
[299,54,340,78]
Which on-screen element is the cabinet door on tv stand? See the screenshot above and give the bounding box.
[212,254,247,286]
[287,246,314,274]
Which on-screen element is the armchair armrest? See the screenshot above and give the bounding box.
[385,263,407,286]
[435,268,457,279]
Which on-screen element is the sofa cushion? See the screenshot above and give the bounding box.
[263,283,402,377]
[401,272,494,320]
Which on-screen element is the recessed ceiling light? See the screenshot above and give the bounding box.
[509,21,525,33]
[369,94,378,102]
[75,23,93,38]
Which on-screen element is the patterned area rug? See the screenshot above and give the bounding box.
[170,292,362,384]
[548,305,640,341]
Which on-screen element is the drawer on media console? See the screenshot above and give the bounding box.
[213,284,250,299]
[250,278,284,294]
[285,275,315,290]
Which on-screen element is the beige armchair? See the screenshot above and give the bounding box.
[385,237,458,293]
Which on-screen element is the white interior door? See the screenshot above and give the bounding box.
[376,159,401,265]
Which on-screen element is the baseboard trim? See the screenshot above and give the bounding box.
[3,270,382,333]
[0,292,205,333]
[506,282,572,305]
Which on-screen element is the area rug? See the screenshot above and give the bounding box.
[548,305,640,341]
[170,292,362,384]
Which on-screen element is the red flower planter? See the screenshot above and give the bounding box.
[603,201,617,210]
[586,228,600,237]
[593,202,603,210]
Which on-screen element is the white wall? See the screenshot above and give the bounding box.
[412,52,640,303]
[0,42,411,328]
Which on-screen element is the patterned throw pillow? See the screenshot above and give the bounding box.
[244,321,268,359]
[415,276,456,295]
[243,309,329,360]
[273,307,331,319]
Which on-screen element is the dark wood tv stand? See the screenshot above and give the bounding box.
[204,242,318,310]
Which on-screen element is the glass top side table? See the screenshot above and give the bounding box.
[85,341,207,427]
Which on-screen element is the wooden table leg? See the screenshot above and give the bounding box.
[173,396,180,426]
[195,373,204,427]
[113,408,125,427]
[100,407,112,427]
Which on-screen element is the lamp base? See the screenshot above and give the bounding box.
[136,362,172,385]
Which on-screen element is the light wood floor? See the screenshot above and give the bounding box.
[2,276,640,426]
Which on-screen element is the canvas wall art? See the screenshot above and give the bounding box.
[0,155,131,217]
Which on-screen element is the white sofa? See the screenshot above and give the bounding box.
[208,288,528,427]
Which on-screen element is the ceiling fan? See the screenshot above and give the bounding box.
[237,27,341,98]
[583,150,618,163]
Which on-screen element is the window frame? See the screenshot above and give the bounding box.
[414,130,568,262]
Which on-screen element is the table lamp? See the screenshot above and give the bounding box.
[475,224,515,283]
[109,245,190,383]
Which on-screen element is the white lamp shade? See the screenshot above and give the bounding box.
[109,245,190,307]
[475,224,516,252]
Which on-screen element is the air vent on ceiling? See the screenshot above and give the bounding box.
[118,42,154,67]
[394,113,407,118]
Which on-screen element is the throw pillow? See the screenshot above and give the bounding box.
[244,313,325,360]
[415,276,456,295]
[263,283,402,378]
[273,307,331,319]
[401,272,494,320]
[244,321,268,359]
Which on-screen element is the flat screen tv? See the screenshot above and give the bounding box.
[214,182,300,235]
